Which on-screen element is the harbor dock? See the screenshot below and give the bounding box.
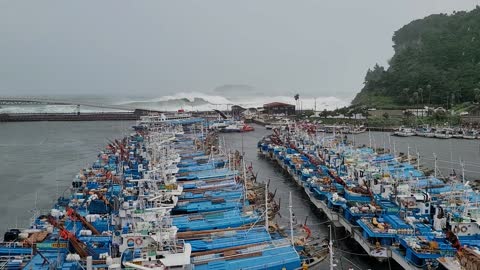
[0,112,139,122]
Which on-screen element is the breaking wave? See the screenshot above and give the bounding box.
[118,92,351,112]
[0,92,351,113]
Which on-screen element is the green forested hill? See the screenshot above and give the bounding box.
[352,7,480,108]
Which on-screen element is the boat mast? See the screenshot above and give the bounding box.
[289,191,294,245]
[223,136,226,155]
[393,141,396,157]
[265,182,269,231]
[460,159,465,184]
[416,150,420,171]
[407,143,410,164]
[243,158,248,202]
[433,153,437,178]
[329,225,335,270]
[388,133,391,151]
[368,130,372,148]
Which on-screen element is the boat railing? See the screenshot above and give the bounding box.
[194,243,300,268]
[0,242,29,248]
[271,238,292,247]
[0,255,33,269]
[141,239,186,254]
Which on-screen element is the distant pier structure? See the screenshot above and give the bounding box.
[0,97,162,122]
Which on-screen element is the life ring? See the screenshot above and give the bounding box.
[135,238,143,246]
[127,238,135,246]
[460,226,468,233]
[408,201,415,207]
[453,226,460,233]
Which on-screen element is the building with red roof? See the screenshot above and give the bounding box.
[263,102,295,115]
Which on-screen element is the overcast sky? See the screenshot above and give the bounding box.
[0,1,478,98]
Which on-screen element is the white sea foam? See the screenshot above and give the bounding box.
[0,93,351,113]
[119,92,351,111]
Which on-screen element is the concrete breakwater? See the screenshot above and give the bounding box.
[0,112,139,122]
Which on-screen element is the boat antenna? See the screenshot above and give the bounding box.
[289,191,294,245]
[460,158,465,184]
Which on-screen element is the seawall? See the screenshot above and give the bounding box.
[0,112,139,122]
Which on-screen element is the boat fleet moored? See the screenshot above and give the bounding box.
[0,116,325,270]
[258,123,480,270]
[394,126,480,140]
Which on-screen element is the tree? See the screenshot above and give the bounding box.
[474,88,480,103]
[413,92,419,107]
[418,88,424,105]
[361,110,370,119]
[402,88,410,104]
[351,8,480,107]
[404,110,414,118]
[345,110,353,119]
[382,112,390,120]
[433,110,447,121]
[320,109,329,119]
[294,93,300,112]
[402,111,415,126]
[426,85,432,105]
[337,107,349,116]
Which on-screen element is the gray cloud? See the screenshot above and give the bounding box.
[0,0,477,98]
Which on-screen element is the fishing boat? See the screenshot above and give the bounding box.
[350,125,367,134]
[220,123,242,133]
[463,129,478,139]
[217,122,254,133]
[133,112,202,130]
[393,127,416,137]
[241,124,255,132]
[415,126,435,137]
[452,128,465,138]
[434,128,453,139]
